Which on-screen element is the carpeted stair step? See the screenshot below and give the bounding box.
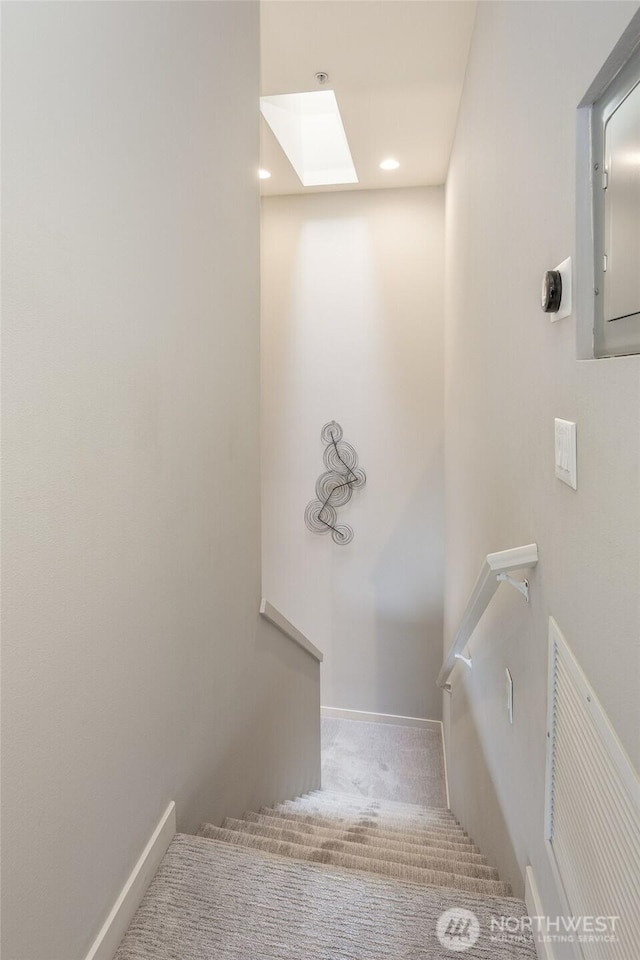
[287,804,462,833]
[307,789,452,809]
[198,823,512,896]
[279,797,459,828]
[305,790,453,816]
[260,806,475,848]
[297,801,456,825]
[276,797,460,830]
[296,791,456,815]
[244,811,487,862]
[278,810,469,843]
[213,818,500,880]
[264,805,474,845]
[115,834,535,960]
[285,796,461,827]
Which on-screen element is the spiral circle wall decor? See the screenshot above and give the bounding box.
[305,421,366,545]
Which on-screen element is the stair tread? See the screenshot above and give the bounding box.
[290,795,456,819]
[296,802,456,824]
[245,811,487,861]
[307,790,452,815]
[115,834,535,960]
[278,797,464,820]
[278,799,466,830]
[262,806,475,846]
[212,818,498,878]
[198,823,511,896]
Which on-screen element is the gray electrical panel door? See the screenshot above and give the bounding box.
[593,47,640,356]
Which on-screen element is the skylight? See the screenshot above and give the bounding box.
[260,90,358,187]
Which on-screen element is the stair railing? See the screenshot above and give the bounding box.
[437,543,538,691]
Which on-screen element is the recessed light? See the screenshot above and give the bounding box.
[259,169,272,180]
[260,91,358,187]
[380,158,400,171]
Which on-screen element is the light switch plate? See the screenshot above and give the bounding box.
[550,257,572,322]
[555,418,577,489]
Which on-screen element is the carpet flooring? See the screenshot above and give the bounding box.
[115,721,535,958]
[116,833,535,960]
[321,716,447,806]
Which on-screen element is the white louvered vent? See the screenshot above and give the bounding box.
[545,618,640,960]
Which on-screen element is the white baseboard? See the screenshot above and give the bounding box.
[85,801,176,960]
[321,705,442,732]
[525,865,556,960]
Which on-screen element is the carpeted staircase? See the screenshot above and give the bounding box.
[115,789,536,958]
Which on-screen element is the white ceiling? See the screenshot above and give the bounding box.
[260,1,477,196]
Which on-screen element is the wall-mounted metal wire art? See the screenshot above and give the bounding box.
[305,421,366,545]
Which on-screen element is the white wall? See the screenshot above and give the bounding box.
[1,5,320,959]
[262,188,444,720]
[444,0,640,940]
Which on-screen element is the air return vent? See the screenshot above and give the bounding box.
[544,618,640,960]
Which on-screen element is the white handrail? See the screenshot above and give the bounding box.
[437,543,538,690]
[259,599,323,663]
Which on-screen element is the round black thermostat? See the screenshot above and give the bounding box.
[541,270,562,313]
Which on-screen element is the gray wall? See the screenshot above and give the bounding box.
[1,5,320,959]
[444,0,640,943]
[262,187,444,720]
